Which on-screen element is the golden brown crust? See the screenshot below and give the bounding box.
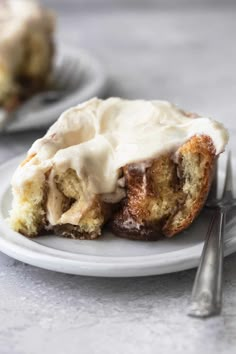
[109,208,163,241]
[110,135,216,240]
[53,224,100,240]
[110,160,168,240]
[163,135,216,237]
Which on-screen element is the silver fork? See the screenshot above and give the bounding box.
[0,57,80,131]
[188,151,234,318]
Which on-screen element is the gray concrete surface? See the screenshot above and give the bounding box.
[1,1,236,353]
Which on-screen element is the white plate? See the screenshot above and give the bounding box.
[5,46,108,132]
[0,155,235,277]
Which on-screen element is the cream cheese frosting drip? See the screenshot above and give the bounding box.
[12,98,229,224]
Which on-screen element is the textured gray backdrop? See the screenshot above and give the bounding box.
[0,1,236,353]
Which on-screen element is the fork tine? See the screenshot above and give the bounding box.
[222,150,234,201]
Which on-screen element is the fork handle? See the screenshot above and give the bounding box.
[188,208,225,318]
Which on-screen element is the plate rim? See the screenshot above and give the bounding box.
[5,45,108,132]
[0,154,235,277]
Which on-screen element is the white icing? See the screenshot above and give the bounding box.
[12,97,229,225]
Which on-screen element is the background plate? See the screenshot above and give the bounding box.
[5,45,108,132]
[0,154,235,277]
